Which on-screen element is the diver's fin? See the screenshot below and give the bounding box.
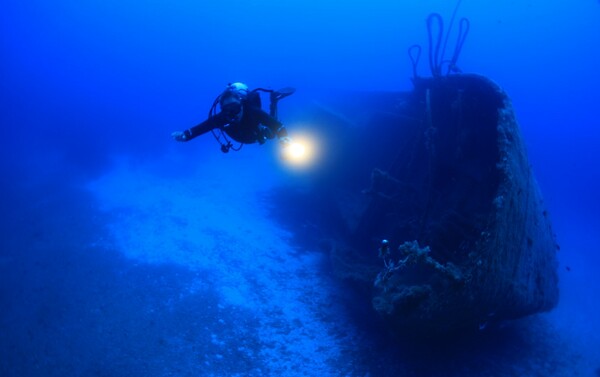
[276,87,296,95]
[269,87,296,119]
[271,87,296,101]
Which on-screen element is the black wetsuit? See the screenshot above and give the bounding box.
[181,105,287,144]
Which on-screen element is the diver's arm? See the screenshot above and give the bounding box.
[256,109,288,138]
[173,114,227,142]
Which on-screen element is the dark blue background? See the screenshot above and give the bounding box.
[2,0,599,375]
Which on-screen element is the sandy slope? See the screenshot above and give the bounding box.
[86,147,361,376]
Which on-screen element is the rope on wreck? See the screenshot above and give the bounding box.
[440,0,464,72]
[426,13,444,77]
[411,0,469,79]
[408,44,422,82]
[446,17,470,74]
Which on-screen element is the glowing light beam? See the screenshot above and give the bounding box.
[280,134,318,168]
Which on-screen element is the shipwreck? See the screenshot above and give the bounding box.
[342,74,558,336]
[290,12,559,337]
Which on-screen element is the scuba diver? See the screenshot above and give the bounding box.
[171,82,295,153]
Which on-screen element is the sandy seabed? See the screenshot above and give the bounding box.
[79,146,599,377]
[85,149,366,376]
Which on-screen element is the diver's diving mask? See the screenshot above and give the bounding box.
[222,101,241,116]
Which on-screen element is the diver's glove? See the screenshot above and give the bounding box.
[171,131,188,142]
[276,126,288,138]
[279,136,292,147]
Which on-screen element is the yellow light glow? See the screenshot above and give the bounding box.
[281,135,317,168]
[288,142,306,159]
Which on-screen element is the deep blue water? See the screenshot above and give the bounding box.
[2,0,600,376]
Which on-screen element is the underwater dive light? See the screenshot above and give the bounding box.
[280,134,317,168]
[286,141,306,159]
